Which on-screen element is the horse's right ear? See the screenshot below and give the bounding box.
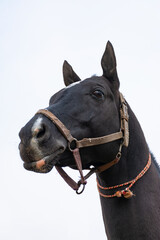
[101,41,119,89]
[63,60,81,86]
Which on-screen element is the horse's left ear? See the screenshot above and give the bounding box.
[101,41,119,89]
[63,60,81,86]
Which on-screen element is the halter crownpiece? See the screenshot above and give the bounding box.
[119,93,129,147]
[35,93,129,194]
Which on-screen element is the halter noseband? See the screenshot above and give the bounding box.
[35,93,129,194]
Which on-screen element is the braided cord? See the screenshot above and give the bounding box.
[97,153,151,198]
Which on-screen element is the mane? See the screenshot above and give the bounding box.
[91,74,97,77]
[150,151,160,175]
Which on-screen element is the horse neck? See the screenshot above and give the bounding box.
[98,104,149,185]
[97,104,160,240]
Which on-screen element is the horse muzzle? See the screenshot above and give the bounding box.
[23,148,65,173]
[18,115,67,173]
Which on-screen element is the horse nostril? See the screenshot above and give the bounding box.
[37,125,46,139]
[32,124,46,139]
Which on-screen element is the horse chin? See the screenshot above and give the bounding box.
[23,148,65,173]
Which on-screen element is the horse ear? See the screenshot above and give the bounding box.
[101,41,119,88]
[63,60,81,86]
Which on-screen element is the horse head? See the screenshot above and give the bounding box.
[19,41,122,175]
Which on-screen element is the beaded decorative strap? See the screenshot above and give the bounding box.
[97,153,151,199]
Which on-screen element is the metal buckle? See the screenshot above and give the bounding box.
[116,152,122,160]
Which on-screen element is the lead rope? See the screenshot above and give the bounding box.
[97,153,151,199]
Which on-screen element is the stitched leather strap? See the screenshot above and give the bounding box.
[96,155,121,173]
[36,109,75,143]
[55,166,79,190]
[120,93,129,147]
[77,132,123,148]
[55,148,87,194]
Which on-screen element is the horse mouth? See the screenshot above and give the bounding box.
[23,148,65,173]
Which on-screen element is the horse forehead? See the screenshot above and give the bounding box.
[66,81,81,89]
[65,78,91,89]
[65,77,105,90]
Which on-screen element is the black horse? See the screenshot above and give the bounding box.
[19,42,160,239]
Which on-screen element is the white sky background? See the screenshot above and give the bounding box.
[0,1,160,239]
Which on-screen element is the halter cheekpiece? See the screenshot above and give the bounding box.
[35,93,151,197]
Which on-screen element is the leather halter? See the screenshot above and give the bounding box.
[36,93,129,194]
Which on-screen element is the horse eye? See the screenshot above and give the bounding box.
[92,90,104,100]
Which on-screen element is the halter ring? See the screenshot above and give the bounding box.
[68,138,78,152]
